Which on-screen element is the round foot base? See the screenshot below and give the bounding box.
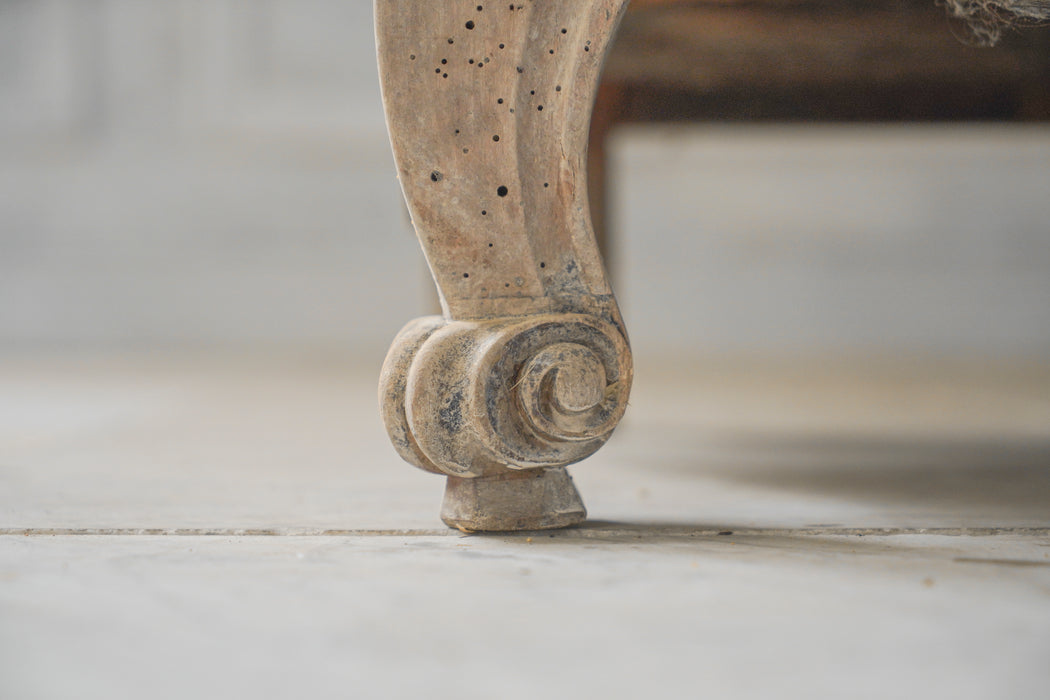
[441,468,587,532]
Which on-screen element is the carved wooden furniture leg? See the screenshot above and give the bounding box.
[376,0,632,532]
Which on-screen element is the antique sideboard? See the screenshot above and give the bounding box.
[374,0,1049,531]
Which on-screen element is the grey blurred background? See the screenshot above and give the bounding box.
[2,0,1049,361]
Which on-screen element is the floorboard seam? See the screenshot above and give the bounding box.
[2,526,1048,538]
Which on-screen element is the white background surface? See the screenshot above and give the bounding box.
[2,1,1049,358]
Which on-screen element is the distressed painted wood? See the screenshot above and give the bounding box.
[376,0,632,531]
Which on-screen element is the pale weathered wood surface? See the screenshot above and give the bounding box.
[2,353,1049,700]
[375,1,634,530]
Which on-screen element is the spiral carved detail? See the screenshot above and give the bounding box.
[379,314,632,479]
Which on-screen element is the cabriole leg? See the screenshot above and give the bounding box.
[376,0,632,531]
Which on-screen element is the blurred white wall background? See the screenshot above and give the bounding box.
[2,0,1049,359]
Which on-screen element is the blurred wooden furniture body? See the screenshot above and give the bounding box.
[588,0,1050,254]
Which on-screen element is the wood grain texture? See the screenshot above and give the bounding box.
[601,0,1050,122]
[376,0,633,531]
[606,2,1040,93]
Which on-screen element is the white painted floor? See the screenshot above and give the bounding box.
[2,353,1049,699]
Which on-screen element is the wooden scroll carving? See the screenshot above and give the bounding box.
[376,0,632,531]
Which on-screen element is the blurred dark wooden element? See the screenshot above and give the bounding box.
[589,0,1050,264]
